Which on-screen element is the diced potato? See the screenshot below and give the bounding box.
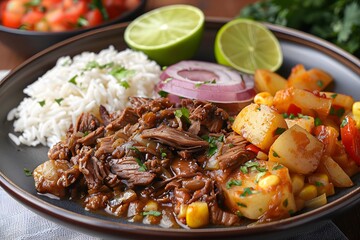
[232,103,288,151]
[186,202,209,228]
[254,69,287,95]
[273,87,332,118]
[287,64,332,91]
[285,115,314,133]
[222,160,296,220]
[317,155,353,187]
[268,124,324,175]
[323,92,354,112]
[254,92,274,106]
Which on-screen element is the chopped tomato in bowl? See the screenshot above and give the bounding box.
[0,0,141,31]
[0,0,145,58]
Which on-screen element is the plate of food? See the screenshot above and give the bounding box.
[0,5,360,240]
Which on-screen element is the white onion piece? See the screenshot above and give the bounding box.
[156,61,256,103]
[160,61,247,92]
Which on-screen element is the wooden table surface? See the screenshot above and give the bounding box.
[0,0,359,239]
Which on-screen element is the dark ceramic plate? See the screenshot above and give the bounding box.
[0,19,359,240]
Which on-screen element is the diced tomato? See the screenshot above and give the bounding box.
[63,1,87,26]
[287,104,302,116]
[103,0,126,19]
[86,9,103,27]
[41,0,62,10]
[246,144,261,154]
[340,116,360,165]
[22,10,45,29]
[2,11,22,28]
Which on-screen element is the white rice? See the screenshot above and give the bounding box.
[7,46,161,147]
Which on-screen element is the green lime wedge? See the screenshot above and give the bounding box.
[124,5,205,66]
[214,18,283,74]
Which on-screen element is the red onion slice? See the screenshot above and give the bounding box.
[156,60,256,103]
[160,61,247,92]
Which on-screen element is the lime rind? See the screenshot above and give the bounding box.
[125,4,205,50]
[215,18,283,74]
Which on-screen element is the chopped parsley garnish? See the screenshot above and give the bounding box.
[158,90,169,98]
[341,117,349,128]
[89,0,109,20]
[110,66,135,79]
[330,93,338,99]
[274,127,286,135]
[226,179,242,189]
[162,66,167,70]
[297,113,309,119]
[272,151,280,158]
[316,80,324,87]
[174,107,191,124]
[240,187,253,197]
[129,146,141,154]
[161,151,167,159]
[135,158,147,172]
[314,117,323,126]
[329,107,345,118]
[24,168,32,177]
[228,116,235,123]
[24,0,41,7]
[237,202,247,208]
[240,166,248,174]
[55,98,64,106]
[77,16,88,27]
[202,134,224,156]
[68,75,78,85]
[142,210,162,217]
[118,80,130,89]
[38,100,46,107]
[315,181,324,187]
[272,163,284,170]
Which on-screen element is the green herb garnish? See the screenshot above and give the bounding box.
[240,187,253,197]
[174,107,191,124]
[55,98,64,106]
[38,100,46,107]
[158,90,169,98]
[237,202,247,208]
[274,127,286,135]
[273,151,280,158]
[24,168,32,177]
[226,179,242,189]
[142,210,162,217]
[314,117,323,126]
[68,75,78,85]
[135,158,147,172]
[341,117,349,128]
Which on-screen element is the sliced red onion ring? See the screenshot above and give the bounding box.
[160,61,247,92]
[156,60,256,103]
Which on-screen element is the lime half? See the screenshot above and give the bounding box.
[124,5,205,66]
[214,18,283,74]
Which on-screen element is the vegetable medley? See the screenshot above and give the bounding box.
[31,61,360,228]
[0,0,140,31]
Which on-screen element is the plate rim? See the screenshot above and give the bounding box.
[1,17,360,238]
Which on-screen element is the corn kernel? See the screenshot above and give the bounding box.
[353,102,360,128]
[178,204,188,219]
[298,184,318,201]
[291,174,305,195]
[186,202,209,228]
[254,92,274,106]
[258,175,280,189]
